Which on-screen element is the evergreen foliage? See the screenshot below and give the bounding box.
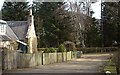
[58,44,66,52]
[2,2,30,21]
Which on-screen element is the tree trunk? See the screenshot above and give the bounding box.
[82,40,85,48]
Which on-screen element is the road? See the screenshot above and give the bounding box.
[3,53,112,74]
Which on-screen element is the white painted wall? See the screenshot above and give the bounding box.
[0,20,7,35]
[0,20,18,41]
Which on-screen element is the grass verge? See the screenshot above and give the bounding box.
[104,60,117,73]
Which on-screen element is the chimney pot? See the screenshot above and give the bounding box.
[30,9,32,16]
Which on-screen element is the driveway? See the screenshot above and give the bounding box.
[3,53,112,74]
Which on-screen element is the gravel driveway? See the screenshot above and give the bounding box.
[3,53,112,74]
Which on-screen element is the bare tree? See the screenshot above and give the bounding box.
[65,0,92,48]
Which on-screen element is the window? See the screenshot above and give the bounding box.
[0,23,5,33]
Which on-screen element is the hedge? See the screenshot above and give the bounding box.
[77,47,118,53]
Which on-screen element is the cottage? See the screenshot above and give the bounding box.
[7,21,28,53]
[0,9,37,53]
[0,20,18,50]
[0,20,18,41]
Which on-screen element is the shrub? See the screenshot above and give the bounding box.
[49,47,56,53]
[44,47,56,53]
[58,44,66,52]
[44,48,50,53]
[63,41,76,51]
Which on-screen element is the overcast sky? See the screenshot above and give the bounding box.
[91,0,101,19]
[0,0,4,10]
[0,0,101,19]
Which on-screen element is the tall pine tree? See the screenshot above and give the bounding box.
[33,2,73,47]
[102,2,119,46]
[2,2,29,21]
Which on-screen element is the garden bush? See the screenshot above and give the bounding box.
[44,48,50,53]
[44,47,56,53]
[49,47,56,53]
[63,41,76,51]
[58,44,66,52]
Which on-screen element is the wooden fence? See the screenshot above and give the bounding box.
[2,50,81,70]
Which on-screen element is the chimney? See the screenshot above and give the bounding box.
[27,9,36,37]
[26,9,38,53]
[29,9,33,26]
[30,9,32,16]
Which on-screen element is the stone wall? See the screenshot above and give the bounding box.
[2,50,81,70]
[67,51,72,60]
[0,48,2,74]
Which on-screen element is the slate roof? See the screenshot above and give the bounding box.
[7,21,28,41]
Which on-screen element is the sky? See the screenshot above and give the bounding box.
[91,0,101,19]
[0,0,101,19]
[0,0,4,10]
